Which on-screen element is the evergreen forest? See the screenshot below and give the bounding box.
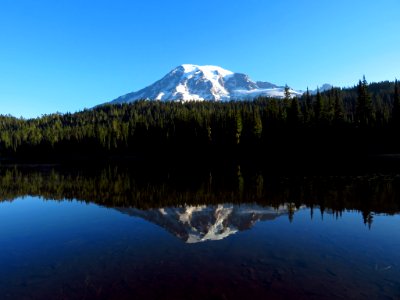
[1,78,399,161]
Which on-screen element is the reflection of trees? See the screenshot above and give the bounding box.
[0,165,399,226]
[362,211,374,229]
[287,203,295,223]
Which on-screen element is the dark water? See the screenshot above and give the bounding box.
[0,164,399,299]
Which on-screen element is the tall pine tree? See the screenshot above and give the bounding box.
[392,79,400,127]
[356,76,373,127]
[303,87,313,123]
[314,87,323,123]
[288,98,301,126]
[333,89,344,125]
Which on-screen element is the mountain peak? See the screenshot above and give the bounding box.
[109,64,303,104]
[178,64,234,78]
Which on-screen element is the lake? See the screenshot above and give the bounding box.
[0,163,399,299]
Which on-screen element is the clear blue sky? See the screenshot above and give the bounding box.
[1,0,399,118]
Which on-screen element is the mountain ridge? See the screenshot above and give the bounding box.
[109,64,304,104]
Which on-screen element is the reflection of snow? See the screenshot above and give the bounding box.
[116,203,304,243]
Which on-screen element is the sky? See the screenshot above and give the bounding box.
[1,0,399,118]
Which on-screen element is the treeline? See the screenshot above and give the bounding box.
[0,78,399,160]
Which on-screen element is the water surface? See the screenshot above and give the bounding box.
[0,165,399,299]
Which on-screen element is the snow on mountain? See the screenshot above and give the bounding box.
[109,64,303,104]
[115,203,303,243]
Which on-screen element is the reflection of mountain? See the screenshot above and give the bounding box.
[115,204,302,243]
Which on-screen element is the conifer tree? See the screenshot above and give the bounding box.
[325,87,336,123]
[284,84,291,101]
[252,109,263,140]
[235,112,243,145]
[356,76,373,127]
[333,89,344,125]
[282,84,291,121]
[374,95,385,128]
[392,79,400,127]
[314,87,323,123]
[288,98,301,126]
[304,87,313,123]
[266,99,280,126]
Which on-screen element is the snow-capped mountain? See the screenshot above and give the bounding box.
[115,203,303,243]
[110,64,303,104]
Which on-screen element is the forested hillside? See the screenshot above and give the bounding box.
[0,78,399,161]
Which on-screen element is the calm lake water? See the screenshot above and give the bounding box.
[0,164,399,299]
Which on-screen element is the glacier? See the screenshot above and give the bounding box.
[109,64,304,104]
